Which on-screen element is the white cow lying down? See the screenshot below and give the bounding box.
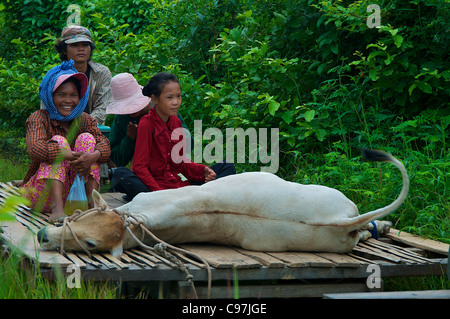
[37,149,409,257]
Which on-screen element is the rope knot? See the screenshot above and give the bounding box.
[154,243,167,254]
[73,209,83,216]
[186,274,194,281]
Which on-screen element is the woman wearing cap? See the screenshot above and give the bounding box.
[53,25,112,125]
[22,60,111,223]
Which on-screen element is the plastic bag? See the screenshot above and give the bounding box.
[64,173,88,215]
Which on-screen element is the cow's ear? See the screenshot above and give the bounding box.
[92,190,110,210]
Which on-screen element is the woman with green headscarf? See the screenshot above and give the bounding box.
[22,60,110,223]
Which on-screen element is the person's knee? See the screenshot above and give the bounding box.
[74,133,96,152]
[112,167,133,180]
[211,162,236,178]
[51,135,70,150]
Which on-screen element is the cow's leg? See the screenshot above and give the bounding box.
[359,220,392,241]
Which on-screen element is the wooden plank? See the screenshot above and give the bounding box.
[91,253,119,269]
[386,229,449,255]
[125,250,159,268]
[0,182,21,196]
[134,248,167,264]
[265,252,308,267]
[346,253,374,265]
[292,252,335,267]
[64,252,87,268]
[358,242,410,264]
[74,252,103,268]
[195,282,371,299]
[102,253,130,269]
[8,181,23,187]
[0,201,44,233]
[235,248,285,268]
[180,244,262,269]
[170,249,208,269]
[102,192,128,209]
[15,214,40,234]
[119,252,146,268]
[1,219,72,267]
[352,245,403,263]
[0,194,46,225]
[324,289,450,299]
[16,209,47,229]
[314,253,363,268]
[363,239,435,264]
[265,251,335,268]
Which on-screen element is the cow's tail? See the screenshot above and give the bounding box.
[344,149,409,231]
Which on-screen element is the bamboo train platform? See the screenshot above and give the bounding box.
[0,182,448,299]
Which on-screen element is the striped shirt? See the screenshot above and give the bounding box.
[24,109,111,183]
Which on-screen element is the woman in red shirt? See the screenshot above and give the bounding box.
[115,73,235,199]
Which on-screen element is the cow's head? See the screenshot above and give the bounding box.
[37,190,125,257]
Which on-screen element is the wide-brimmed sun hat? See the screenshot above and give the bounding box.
[106,73,151,115]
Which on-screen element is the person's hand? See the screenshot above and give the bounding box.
[204,166,216,182]
[71,151,100,176]
[61,148,78,162]
[127,122,138,140]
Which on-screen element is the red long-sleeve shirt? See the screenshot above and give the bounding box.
[132,108,206,191]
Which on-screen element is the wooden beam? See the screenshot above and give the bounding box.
[324,289,450,299]
[386,229,449,255]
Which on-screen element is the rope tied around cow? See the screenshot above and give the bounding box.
[57,205,212,299]
[123,212,212,299]
[59,208,97,258]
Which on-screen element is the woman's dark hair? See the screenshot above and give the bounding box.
[142,72,179,98]
[53,77,81,96]
[55,39,96,62]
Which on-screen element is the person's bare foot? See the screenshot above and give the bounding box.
[49,180,66,223]
[49,201,66,223]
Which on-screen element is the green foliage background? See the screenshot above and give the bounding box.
[0,0,449,242]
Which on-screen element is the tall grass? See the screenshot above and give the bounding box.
[0,248,119,298]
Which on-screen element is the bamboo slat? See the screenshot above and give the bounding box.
[180,244,262,269]
[234,248,285,268]
[386,229,449,255]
